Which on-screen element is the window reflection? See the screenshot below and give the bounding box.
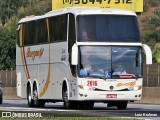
[79,46,142,79]
[77,15,140,42]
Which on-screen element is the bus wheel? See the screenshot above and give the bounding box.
[27,85,34,107]
[117,101,128,110]
[38,100,45,108]
[0,97,2,104]
[63,87,70,109]
[70,101,78,109]
[86,101,94,109]
[33,86,39,107]
[79,101,94,109]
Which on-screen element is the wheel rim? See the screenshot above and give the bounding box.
[27,86,33,107]
[63,89,69,107]
[28,88,32,104]
[33,89,38,106]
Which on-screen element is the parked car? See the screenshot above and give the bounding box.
[0,81,3,104]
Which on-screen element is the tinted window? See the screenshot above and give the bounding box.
[49,14,68,42]
[35,19,48,44]
[68,13,76,52]
[79,46,142,79]
[77,15,140,42]
[23,19,48,46]
[68,13,76,77]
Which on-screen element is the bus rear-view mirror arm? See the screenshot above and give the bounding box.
[71,44,78,65]
[142,44,152,65]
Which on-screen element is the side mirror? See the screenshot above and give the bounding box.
[142,44,152,64]
[71,44,78,65]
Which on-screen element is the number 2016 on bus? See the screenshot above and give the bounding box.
[87,81,98,86]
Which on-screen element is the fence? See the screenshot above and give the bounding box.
[0,70,16,87]
[143,63,160,87]
[0,64,160,87]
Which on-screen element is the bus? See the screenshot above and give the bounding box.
[16,7,152,109]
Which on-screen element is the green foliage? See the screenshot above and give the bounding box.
[0,16,18,70]
[143,9,160,63]
[0,28,15,70]
[0,0,51,70]
[148,0,159,7]
[18,0,52,19]
[152,45,160,63]
[0,0,43,25]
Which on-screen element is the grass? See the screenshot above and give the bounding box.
[0,111,141,120]
[0,117,141,120]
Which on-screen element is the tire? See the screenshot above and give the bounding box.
[38,100,45,108]
[86,101,94,109]
[70,101,78,109]
[27,85,34,107]
[117,101,128,110]
[79,101,94,109]
[62,85,79,109]
[33,85,45,108]
[63,87,70,109]
[0,97,2,104]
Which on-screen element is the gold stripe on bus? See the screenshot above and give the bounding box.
[20,24,30,80]
[20,47,29,80]
[39,18,51,97]
[19,25,23,46]
[46,18,51,42]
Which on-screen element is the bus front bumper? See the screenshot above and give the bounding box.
[75,89,142,101]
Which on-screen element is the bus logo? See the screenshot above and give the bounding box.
[26,47,44,61]
[116,81,136,87]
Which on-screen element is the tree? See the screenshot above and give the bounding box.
[0,0,42,26]
[0,0,51,70]
[0,16,17,70]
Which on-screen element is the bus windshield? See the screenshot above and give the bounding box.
[79,46,142,79]
[77,15,140,42]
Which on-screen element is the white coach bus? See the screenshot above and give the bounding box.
[17,7,152,109]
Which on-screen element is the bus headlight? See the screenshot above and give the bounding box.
[78,85,95,91]
[128,85,142,91]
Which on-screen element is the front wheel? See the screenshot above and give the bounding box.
[0,97,2,104]
[63,88,70,109]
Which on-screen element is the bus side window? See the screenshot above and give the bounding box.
[24,21,36,46]
[68,13,76,77]
[49,14,67,42]
[35,19,48,44]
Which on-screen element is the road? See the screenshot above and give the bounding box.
[0,99,160,119]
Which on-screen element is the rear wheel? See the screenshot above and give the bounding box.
[78,101,94,109]
[86,101,94,109]
[33,85,45,108]
[27,85,34,107]
[117,101,128,110]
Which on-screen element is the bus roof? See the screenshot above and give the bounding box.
[18,7,136,24]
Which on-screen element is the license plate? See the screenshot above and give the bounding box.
[107,94,117,98]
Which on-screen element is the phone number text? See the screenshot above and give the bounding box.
[62,0,132,4]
